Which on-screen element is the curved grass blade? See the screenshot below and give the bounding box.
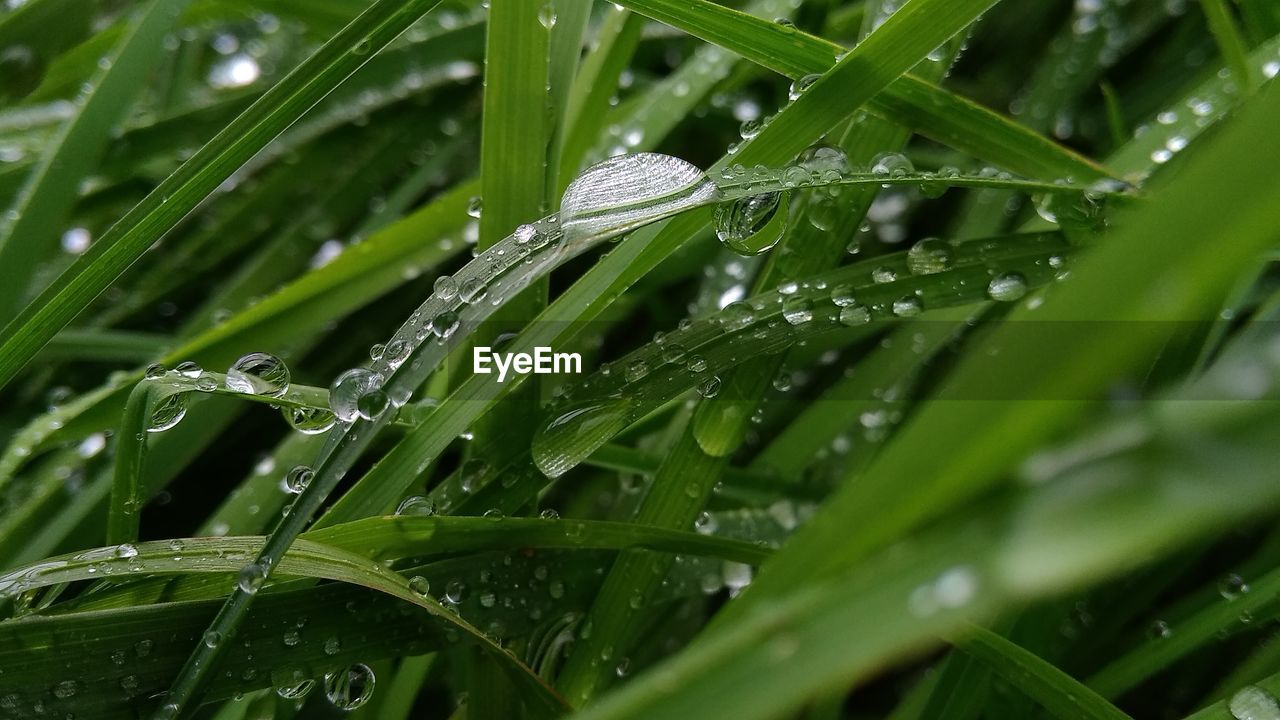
[0,0,448,392]
[532,233,1069,479]
[958,625,1133,720]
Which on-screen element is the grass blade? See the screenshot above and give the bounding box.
[0,0,447,393]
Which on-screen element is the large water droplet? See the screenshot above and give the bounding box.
[225,352,290,397]
[907,238,953,275]
[1230,686,1280,720]
[324,664,375,710]
[148,393,188,432]
[533,398,635,478]
[238,562,267,594]
[714,192,790,256]
[560,153,718,241]
[329,368,386,423]
[987,272,1028,302]
[788,73,820,101]
[283,406,337,435]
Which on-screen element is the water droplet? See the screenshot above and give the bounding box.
[1220,573,1250,600]
[356,388,390,421]
[409,576,430,596]
[433,275,458,299]
[798,144,850,174]
[906,238,953,275]
[560,153,718,241]
[277,679,314,700]
[445,579,466,604]
[788,73,820,100]
[284,406,337,435]
[329,368,385,423]
[714,192,789,256]
[203,630,222,648]
[397,495,436,516]
[466,196,483,219]
[830,284,857,307]
[324,664,375,710]
[238,562,267,594]
[625,360,650,383]
[871,152,914,179]
[538,3,557,28]
[719,301,756,331]
[225,352,290,397]
[148,393,188,432]
[892,296,923,317]
[987,272,1028,302]
[698,376,722,398]
[872,266,897,284]
[1230,686,1280,720]
[52,680,77,699]
[533,398,635,478]
[284,465,313,494]
[175,361,202,378]
[782,297,813,325]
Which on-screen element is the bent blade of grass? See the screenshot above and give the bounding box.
[0,0,447,394]
[0,0,187,321]
[957,625,1133,720]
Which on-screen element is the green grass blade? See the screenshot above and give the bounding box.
[0,0,188,321]
[958,625,1133,720]
[0,0,447,393]
[714,80,1280,630]
[614,0,1112,181]
[1201,0,1260,94]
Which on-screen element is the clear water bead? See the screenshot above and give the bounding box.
[324,664,375,710]
[225,352,290,397]
[987,272,1029,302]
[329,368,386,423]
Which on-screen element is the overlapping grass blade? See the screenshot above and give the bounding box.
[0,0,447,392]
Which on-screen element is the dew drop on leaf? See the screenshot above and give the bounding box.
[148,393,188,432]
[1230,686,1280,720]
[329,368,385,423]
[533,398,635,478]
[559,153,718,241]
[324,664,375,711]
[276,679,314,700]
[907,238,953,275]
[987,272,1029,302]
[283,406,336,435]
[714,192,789,256]
[225,352,290,397]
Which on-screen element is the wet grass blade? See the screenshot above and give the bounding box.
[614,0,1112,181]
[958,625,1133,720]
[0,0,187,321]
[0,0,447,393]
[714,80,1280,630]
